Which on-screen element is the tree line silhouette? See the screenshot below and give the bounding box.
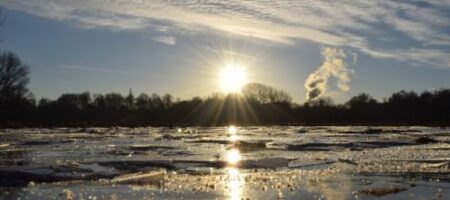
[1,51,450,127]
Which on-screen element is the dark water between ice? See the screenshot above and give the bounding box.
[0,126,449,199]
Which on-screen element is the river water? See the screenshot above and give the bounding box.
[0,126,449,199]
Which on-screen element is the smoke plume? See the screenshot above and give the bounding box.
[304,47,353,100]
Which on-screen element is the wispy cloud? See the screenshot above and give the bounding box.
[204,47,254,59]
[1,0,449,68]
[58,64,138,75]
[57,64,162,78]
[152,35,176,45]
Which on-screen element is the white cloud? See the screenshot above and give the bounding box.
[304,47,353,100]
[1,0,449,68]
[152,36,176,45]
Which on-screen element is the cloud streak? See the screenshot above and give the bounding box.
[1,0,449,68]
[57,64,162,78]
[152,36,176,45]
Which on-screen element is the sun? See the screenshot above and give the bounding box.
[219,64,248,93]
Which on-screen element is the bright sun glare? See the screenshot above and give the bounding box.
[219,65,247,93]
[226,149,242,165]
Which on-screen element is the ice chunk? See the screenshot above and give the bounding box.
[111,171,166,184]
[360,186,407,196]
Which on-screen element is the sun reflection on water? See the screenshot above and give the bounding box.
[225,148,243,200]
[225,125,243,200]
[228,125,238,134]
[226,149,241,165]
[227,125,239,142]
[227,167,242,200]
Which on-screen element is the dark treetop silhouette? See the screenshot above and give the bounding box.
[1,51,450,127]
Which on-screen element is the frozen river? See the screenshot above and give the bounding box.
[0,126,449,199]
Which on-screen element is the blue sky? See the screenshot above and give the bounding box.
[0,1,449,103]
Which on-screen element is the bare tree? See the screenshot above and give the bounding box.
[345,93,377,109]
[304,97,334,107]
[125,88,135,109]
[0,51,30,101]
[242,82,292,104]
[136,93,150,110]
[162,93,173,108]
